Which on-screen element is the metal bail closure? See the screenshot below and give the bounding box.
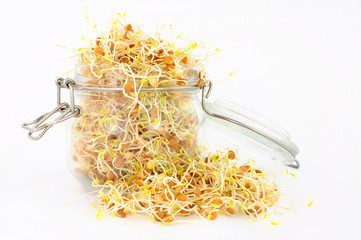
[201,81,300,169]
[22,77,82,140]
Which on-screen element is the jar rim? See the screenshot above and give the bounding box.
[64,84,201,93]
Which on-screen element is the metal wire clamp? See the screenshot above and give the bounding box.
[22,77,82,140]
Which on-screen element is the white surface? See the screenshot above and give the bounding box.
[1,0,361,239]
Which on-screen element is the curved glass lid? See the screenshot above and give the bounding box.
[201,82,300,168]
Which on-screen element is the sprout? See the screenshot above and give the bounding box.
[69,13,284,224]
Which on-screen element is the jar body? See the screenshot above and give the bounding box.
[67,89,204,190]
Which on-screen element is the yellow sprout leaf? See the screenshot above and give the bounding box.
[152,118,159,124]
[241,203,246,210]
[258,173,266,179]
[229,70,235,77]
[92,179,99,187]
[84,6,88,20]
[187,42,198,51]
[95,209,103,220]
[104,180,113,185]
[226,177,237,183]
[308,199,314,207]
[210,203,222,208]
[271,222,280,226]
[149,39,157,46]
[219,209,227,215]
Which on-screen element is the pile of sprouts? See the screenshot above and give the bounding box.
[70,14,281,224]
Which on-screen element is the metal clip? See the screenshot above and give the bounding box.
[22,77,82,140]
[201,82,300,169]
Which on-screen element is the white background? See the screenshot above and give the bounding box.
[1,0,361,239]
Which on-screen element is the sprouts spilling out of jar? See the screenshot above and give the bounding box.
[70,14,282,224]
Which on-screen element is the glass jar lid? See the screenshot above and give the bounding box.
[201,82,299,168]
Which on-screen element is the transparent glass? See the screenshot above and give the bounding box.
[65,66,299,190]
[202,99,299,166]
[67,88,204,190]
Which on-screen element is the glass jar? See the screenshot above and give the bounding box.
[22,71,300,190]
[69,86,204,190]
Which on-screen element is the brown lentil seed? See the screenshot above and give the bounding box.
[135,179,144,186]
[124,151,134,160]
[124,24,132,31]
[241,165,251,172]
[209,211,218,220]
[163,215,175,223]
[255,169,262,174]
[228,150,236,160]
[226,207,236,215]
[106,171,116,181]
[166,64,175,70]
[168,138,179,150]
[124,82,134,92]
[95,37,101,45]
[176,193,187,202]
[116,209,126,218]
[211,198,223,208]
[181,56,188,64]
[193,186,201,196]
[114,156,125,168]
[135,171,143,179]
[154,211,165,221]
[146,161,153,171]
[164,56,174,64]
